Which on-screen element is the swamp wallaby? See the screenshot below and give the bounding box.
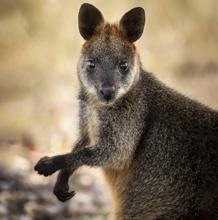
[35,3,218,220]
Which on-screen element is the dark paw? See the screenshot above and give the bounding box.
[53,184,75,202]
[34,156,59,176]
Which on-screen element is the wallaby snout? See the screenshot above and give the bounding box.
[99,86,116,102]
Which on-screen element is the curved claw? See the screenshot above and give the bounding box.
[53,186,75,202]
[57,190,75,202]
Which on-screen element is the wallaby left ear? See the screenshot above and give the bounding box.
[119,7,145,42]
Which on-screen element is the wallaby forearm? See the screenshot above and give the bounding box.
[34,141,129,176]
[65,144,119,168]
[65,143,133,169]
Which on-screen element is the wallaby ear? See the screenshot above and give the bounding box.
[78,3,104,40]
[119,7,145,42]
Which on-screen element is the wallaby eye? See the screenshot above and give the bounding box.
[87,59,95,69]
[119,61,129,72]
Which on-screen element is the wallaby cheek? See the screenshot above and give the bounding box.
[78,70,96,96]
[117,76,133,98]
[77,61,96,97]
[119,64,138,95]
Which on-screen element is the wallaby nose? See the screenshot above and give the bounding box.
[99,87,116,101]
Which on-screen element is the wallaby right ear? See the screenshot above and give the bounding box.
[78,3,104,40]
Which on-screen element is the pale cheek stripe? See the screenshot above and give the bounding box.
[117,55,140,97]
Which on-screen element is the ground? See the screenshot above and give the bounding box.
[0,143,111,220]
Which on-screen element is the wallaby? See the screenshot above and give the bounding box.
[34,3,218,220]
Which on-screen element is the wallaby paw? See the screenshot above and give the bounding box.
[34,156,59,176]
[53,184,75,202]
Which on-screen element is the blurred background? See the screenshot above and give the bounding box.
[0,0,217,219]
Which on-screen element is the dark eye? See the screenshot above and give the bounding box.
[119,61,129,72]
[87,59,95,69]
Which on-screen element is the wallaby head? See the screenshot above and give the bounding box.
[77,3,145,104]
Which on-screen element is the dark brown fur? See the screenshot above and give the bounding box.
[35,4,218,220]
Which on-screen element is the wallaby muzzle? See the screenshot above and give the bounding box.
[98,85,116,102]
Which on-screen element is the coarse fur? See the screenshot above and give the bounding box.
[35,3,218,220]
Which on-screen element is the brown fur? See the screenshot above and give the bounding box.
[34,4,218,220]
[103,166,133,219]
[83,23,136,52]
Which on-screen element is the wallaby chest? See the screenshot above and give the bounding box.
[86,105,100,145]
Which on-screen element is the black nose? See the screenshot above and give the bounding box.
[99,87,115,101]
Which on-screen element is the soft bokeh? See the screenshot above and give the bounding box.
[0,0,218,219]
